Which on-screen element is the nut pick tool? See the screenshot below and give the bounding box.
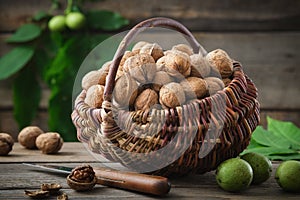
[23,163,171,196]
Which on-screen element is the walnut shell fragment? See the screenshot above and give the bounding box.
[41,183,62,195]
[36,132,63,154]
[18,126,43,149]
[0,133,14,156]
[159,82,186,108]
[25,190,49,198]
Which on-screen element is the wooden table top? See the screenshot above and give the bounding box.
[0,143,298,199]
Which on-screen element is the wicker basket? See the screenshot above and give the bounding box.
[71,17,260,176]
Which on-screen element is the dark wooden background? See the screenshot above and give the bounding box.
[0,0,300,140]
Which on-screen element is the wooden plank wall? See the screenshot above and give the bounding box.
[0,0,300,140]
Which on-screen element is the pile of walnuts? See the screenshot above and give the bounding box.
[82,42,233,111]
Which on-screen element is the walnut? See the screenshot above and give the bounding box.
[113,73,139,108]
[84,85,104,108]
[172,44,193,56]
[162,50,191,79]
[140,43,164,61]
[119,51,136,71]
[115,69,124,80]
[152,71,174,92]
[206,49,233,78]
[81,70,101,90]
[181,77,208,100]
[132,41,150,53]
[159,82,186,108]
[36,132,63,154]
[156,56,166,71]
[134,89,158,111]
[205,77,225,96]
[98,61,111,85]
[190,54,211,78]
[0,133,14,156]
[18,126,43,149]
[123,53,156,84]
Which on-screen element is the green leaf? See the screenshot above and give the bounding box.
[241,146,297,156]
[6,23,42,43]
[46,35,92,141]
[267,116,300,150]
[0,46,34,80]
[13,66,41,129]
[33,11,50,21]
[86,10,129,31]
[251,126,291,149]
[241,117,300,160]
[267,154,300,161]
[49,83,77,142]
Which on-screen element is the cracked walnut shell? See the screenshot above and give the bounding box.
[18,126,43,149]
[36,132,63,154]
[159,82,186,108]
[0,133,14,156]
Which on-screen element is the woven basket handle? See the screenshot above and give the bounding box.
[104,17,207,101]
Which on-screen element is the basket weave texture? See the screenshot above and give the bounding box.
[71,17,260,176]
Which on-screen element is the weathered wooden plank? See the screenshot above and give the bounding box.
[0,143,111,163]
[0,163,299,199]
[0,0,300,32]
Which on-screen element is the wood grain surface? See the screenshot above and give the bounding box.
[0,143,299,199]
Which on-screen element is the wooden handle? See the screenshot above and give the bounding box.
[93,167,171,196]
[103,17,207,102]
